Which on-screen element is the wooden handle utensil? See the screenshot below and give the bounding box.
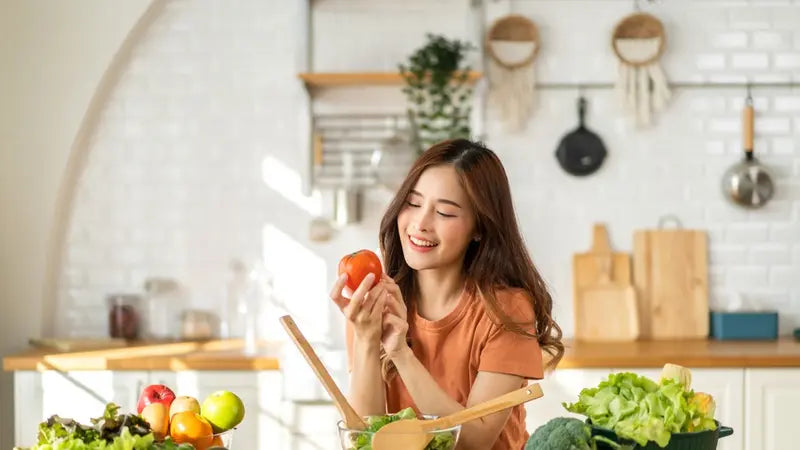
[372,383,543,450]
[279,315,366,430]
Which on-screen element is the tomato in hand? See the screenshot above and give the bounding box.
[338,249,382,292]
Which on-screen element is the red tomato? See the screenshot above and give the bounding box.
[338,249,382,292]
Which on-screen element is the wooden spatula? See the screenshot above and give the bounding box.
[371,383,543,450]
[279,315,367,430]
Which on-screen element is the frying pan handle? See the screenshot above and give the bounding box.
[743,98,754,154]
[577,96,587,126]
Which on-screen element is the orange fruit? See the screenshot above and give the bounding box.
[210,435,224,446]
[169,411,214,450]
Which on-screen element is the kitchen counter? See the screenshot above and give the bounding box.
[2,339,282,371]
[555,337,800,368]
[5,337,800,372]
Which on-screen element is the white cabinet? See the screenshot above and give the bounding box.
[745,368,800,450]
[13,370,289,450]
[150,371,270,449]
[14,371,149,448]
[525,368,744,450]
[14,367,800,449]
[524,368,614,431]
[632,368,744,450]
[285,400,341,450]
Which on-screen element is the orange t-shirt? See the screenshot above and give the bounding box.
[346,287,544,450]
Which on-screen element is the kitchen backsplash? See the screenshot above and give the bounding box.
[57,0,800,342]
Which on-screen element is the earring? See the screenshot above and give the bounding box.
[474,236,481,242]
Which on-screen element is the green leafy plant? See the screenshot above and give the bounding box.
[398,33,475,154]
[563,372,717,448]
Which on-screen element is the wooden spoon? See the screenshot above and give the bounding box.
[279,315,367,430]
[372,383,543,450]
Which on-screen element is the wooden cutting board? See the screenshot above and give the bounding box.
[573,223,631,294]
[28,338,128,352]
[633,225,709,339]
[573,224,639,341]
[574,254,640,341]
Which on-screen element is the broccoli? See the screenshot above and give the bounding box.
[525,417,629,450]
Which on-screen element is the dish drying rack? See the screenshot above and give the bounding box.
[311,112,417,225]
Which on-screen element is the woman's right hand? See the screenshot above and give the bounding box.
[331,272,387,343]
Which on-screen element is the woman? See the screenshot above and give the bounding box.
[331,139,564,450]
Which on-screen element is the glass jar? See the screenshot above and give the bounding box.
[180,310,218,340]
[107,293,142,340]
[143,277,182,340]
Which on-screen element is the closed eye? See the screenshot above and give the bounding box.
[406,201,421,208]
[437,211,456,218]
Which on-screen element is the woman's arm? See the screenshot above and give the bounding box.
[333,274,391,416]
[391,345,524,450]
[346,323,386,415]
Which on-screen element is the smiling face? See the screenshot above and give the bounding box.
[396,165,477,272]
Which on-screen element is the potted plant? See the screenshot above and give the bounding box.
[398,33,475,154]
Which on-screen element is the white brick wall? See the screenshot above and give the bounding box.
[57,0,800,340]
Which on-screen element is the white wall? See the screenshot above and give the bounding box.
[2,1,799,443]
[55,0,800,345]
[2,0,799,444]
[0,1,152,447]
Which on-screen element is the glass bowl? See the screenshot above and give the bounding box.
[172,428,233,449]
[209,428,234,449]
[337,416,460,450]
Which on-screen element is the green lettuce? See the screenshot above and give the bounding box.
[15,402,195,450]
[563,372,717,447]
[349,407,456,450]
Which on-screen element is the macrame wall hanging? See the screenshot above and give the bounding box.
[612,12,671,127]
[485,14,540,132]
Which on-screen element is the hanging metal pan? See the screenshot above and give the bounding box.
[555,96,607,176]
[721,94,775,208]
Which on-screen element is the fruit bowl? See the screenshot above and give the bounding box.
[208,428,235,449]
[337,416,460,450]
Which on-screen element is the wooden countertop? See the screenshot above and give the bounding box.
[5,337,800,372]
[555,337,800,368]
[2,339,282,372]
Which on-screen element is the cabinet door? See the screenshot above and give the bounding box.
[14,372,43,448]
[38,371,149,423]
[14,371,149,447]
[287,400,341,450]
[633,368,744,450]
[160,371,265,449]
[524,368,614,431]
[745,368,800,450]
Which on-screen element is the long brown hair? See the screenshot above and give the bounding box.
[379,138,564,377]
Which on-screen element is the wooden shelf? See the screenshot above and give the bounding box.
[298,71,483,88]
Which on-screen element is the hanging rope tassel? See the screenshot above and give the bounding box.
[488,57,536,132]
[485,15,541,133]
[612,12,670,127]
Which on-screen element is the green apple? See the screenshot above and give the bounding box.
[201,390,245,433]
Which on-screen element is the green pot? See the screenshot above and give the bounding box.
[590,420,733,450]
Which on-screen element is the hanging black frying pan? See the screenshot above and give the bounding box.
[721,93,774,208]
[555,96,607,176]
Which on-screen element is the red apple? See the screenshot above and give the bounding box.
[137,384,176,414]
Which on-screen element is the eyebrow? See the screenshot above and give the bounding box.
[409,190,462,208]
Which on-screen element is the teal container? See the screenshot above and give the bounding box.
[591,421,734,450]
[709,311,778,340]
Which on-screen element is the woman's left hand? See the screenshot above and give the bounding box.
[380,274,409,358]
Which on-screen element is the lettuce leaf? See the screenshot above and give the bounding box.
[563,372,717,447]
